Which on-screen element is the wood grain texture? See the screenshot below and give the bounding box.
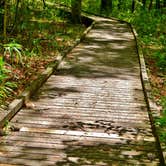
[0,17,160,165]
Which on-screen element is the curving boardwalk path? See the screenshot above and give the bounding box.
[0,17,161,165]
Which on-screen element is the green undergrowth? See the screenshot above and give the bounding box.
[0,57,17,102]
[156,96,166,144]
[0,3,85,107]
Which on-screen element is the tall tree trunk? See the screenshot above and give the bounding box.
[11,0,20,32]
[0,0,4,31]
[3,0,7,42]
[156,0,160,9]
[71,0,82,24]
[131,0,135,12]
[163,0,166,7]
[118,0,122,10]
[42,0,46,8]
[149,0,153,10]
[142,0,146,9]
[100,0,113,12]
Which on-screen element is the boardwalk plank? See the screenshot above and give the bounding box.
[0,17,161,165]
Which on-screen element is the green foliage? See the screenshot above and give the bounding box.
[0,57,17,102]
[3,42,23,65]
[31,38,42,55]
[0,0,86,106]
[3,120,11,135]
[134,11,166,73]
[0,57,8,83]
[0,8,4,14]
[161,97,166,112]
[82,0,101,14]
[153,51,166,72]
[159,132,166,144]
[156,115,166,128]
[136,12,166,72]
[155,97,166,143]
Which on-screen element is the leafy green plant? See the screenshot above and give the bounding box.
[31,38,42,55]
[0,57,8,84]
[156,116,166,128]
[3,42,24,65]
[0,57,17,102]
[155,97,166,143]
[153,51,166,72]
[0,82,17,101]
[2,120,11,135]
[159,132,166,145]
[159,35,166,45]
[161,97,166,113]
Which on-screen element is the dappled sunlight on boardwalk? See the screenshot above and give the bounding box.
[0,17,160,165]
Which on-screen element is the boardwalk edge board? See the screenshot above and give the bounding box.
[0,18,95,129]
[130,25,166,165]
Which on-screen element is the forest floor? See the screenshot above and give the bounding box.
[0,6,86,110]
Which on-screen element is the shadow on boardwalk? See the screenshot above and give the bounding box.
[57,21,139,79]
[0,18,161,165]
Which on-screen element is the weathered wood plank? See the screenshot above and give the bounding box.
[1,133,157,148]
[16,110,149,118]
[8,127,153,143]
[11,120,151,130]
[0,17,161,165]
[1,129,156,145]
[0,151,64,161]
[0,157,56,166]
[18,106,148,114]
[10,122,152,136]
[0,145,64,155]
[13,114,149,123]
[0,156,159,166]
[0,164,18,166]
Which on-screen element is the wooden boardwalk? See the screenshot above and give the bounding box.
[0,18,161,165]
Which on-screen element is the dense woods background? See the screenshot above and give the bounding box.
[0,0,166,144]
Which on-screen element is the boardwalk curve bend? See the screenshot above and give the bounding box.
[0,17,162,166]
